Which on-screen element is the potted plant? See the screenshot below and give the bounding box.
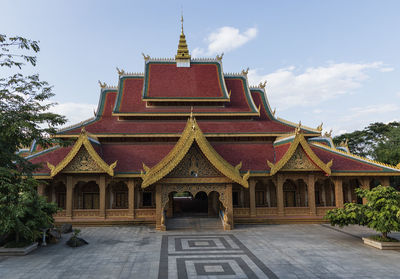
[325,185,400,250]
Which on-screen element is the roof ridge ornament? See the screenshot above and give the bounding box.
[258,80,267,89]
[241,67,249,76]
[216,53,224,61]
[116,67,125,75]
[175,13,191,65]
[317,122,323,132]
[98,80,107,89]
[142,53,150,61]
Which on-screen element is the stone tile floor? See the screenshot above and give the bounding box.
[0,224,399,279]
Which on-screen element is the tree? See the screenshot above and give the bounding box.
[0,34,66,245]
[325,186,400,241]
[333,122,400,165]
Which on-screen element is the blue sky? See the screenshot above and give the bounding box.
[2,0,400,135]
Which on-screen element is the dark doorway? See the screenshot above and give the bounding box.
[172,191,208,217]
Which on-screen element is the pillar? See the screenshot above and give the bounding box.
[277,174,284,216]
[99,175,106,218]
[224,184,234,230]
[361,178,370,205]
[381,177,390,187]
[155,184,165,231]
[307,174,316,216]
[128,179,135,218]
[37,183,46,196]
[66,176,73,219]
[334,177,344,208]
[249,179,256,217]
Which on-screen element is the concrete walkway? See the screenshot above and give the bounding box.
[0,224,399,279]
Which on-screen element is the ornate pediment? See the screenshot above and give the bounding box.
[62,147,104,173]
[140,117,249,188]
[267,133,332,175]
[281,146,319,171]
[167,144,221,178]
[46,128,117,177]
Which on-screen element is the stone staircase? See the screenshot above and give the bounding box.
[166,217,222,231]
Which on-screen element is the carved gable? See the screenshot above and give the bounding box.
[62,147,104,173]
[281,146,319,171]
[167,144,222,178]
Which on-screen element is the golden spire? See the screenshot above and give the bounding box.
[175,14,191,60]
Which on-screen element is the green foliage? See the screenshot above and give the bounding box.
[333,122,400,161]
[0,34,66,244]
[325,186,400,239]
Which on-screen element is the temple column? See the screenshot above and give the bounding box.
[277,174,284,216]
[37,183,46,196]
[99,175,106,218]
[223,184,234,230]
[307,174,316,216]
[360,177,370,205]
[381,177,390,187]
[66,176,73,219]
[249,179,256,217]
[155,184,166,231]
[128,179,135,218]
[334,177,344,208]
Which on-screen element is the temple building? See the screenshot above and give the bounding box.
[27,20,400,230]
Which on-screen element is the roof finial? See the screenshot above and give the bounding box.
[175,12,191,61]
[181,11,184,34]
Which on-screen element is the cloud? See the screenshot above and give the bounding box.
[248,62,387,110]
[342,104,399,121]
[49,102,97,127]
[192,26,257,57]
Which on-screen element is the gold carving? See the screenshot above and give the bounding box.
[317,122,323,132]
[241,67,249,76]
[267,133,332,175]
[116,67,125,75]
[63,148,103,172]
[258,80,267,89]
[324,129,332,138]
[46,129,117,177]
[142,53,150,61]
[141,117,249,188]
[282,147,318,170]
[98,80,107,88]
[167,145,220,178]
[216,53,224,61]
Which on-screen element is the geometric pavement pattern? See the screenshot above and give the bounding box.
[158,234,278,279]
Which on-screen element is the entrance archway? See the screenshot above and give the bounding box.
[158,184,233,231]
[171,191,209,217]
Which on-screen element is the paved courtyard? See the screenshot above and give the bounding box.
[0,223,399,279]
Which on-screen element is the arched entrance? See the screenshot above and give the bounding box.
[157,184,233,231]
[171,191,209,217]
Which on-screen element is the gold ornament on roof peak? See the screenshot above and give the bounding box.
[175,14,191,60]
[241,67,249,76]
[259,80,267,89]
[272,108,276,117]
[142,53,150,61]
[317,122,323,132]
[324,129,332,138]
[116,67,125,75]
[98,80,107,89]
[216,53,224,61]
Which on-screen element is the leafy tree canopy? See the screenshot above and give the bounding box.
[326,186,400,240]
[0,34,66,244]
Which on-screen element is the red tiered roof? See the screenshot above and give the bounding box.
[29,58,400,178]
[143,62,227,100]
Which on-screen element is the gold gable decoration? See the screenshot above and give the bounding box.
[140,117,250,188]
[281,146,319,171]
[267,133,332,176]
[46,129,117,177]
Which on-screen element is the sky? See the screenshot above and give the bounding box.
[2,0,400,135]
